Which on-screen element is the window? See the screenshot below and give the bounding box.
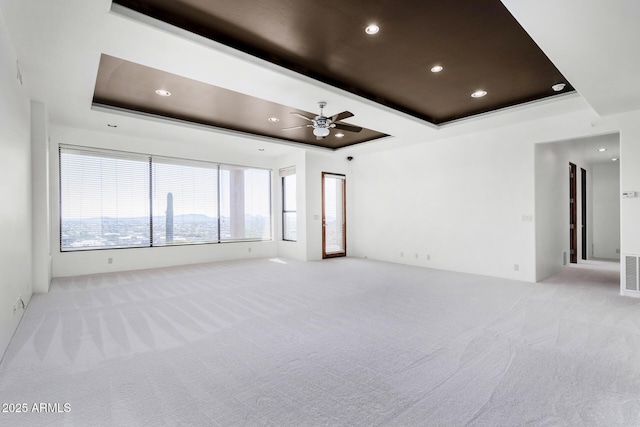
[59,146,271,251]
[281,167,297,241]
[152,158,219,245]
[60,148,150,250]
[219,165,271,241]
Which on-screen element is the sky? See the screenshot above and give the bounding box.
[60,151,271,220]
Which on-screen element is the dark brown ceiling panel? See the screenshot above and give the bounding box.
[112,0,573,124]
[93,55,387,149]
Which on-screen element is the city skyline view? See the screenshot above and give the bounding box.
[60,148,272,250]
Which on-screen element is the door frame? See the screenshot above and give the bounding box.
[569,162,577,263]
[581,167,587,260]
[322,172,346,259]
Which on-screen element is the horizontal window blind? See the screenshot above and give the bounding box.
[152,159,219,246]
[59,145,272,251]
[59,147,150,250]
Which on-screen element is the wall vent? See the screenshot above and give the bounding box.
[622,255,640,296]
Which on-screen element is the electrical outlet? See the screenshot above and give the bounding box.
[514,264,519,271]
[616,249,620,254]
[400,252,404,257]
[248,247,252,253]
[427,254,431,261]
[415,253,419,259]
[108,258,113,264]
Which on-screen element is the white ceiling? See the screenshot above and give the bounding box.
[540,133,621,166]
[501,0,640,118]
[0,0,637,156]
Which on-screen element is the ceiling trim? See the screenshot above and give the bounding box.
[438,91,582,129]
[92,103,396,152]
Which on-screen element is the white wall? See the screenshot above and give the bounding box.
[49,125,281,277]
[534,141,592,281]
[0,10,32,358]
[535,144,568,280]
[351,128,536,281]
[592,162,620,259]
[31,101,51,292]
[616,111,640,258]
[613,111,640,296]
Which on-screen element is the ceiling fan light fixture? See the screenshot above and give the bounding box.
[155,89,171,97]
[365,24,379,35]
[335,133,345,138]
[313,127,330,137]
[430,65,444,73]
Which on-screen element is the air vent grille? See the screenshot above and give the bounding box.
[625,256,638,291]
[622,254,640,296]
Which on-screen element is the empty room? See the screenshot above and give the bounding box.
[1,0,639,425]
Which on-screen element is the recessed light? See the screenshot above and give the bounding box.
[267,117,279,122]
[598,148,607,152]
[552,83,566,92]
[612,158,618,161]
[335,133,345,138]
[107,124,117,128]
[155,89,171,97]
[471,90,487,98]
[430,65,444,73]
[365,24,379,35]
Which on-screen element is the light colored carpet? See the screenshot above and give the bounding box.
[0,257,637,426]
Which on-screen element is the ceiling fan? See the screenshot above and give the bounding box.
[282,102,362,139]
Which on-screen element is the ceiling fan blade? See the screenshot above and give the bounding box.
[282,124,312,131]
[330,111,354,122]
[290,112,315,122]
[333,122,363,133]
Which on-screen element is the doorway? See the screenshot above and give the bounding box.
[322,172,346,258]
[534,133,620,282]
[569,162,577,264]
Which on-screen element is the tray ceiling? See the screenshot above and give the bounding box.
[104,0,574,148]
[93,55,387,149]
